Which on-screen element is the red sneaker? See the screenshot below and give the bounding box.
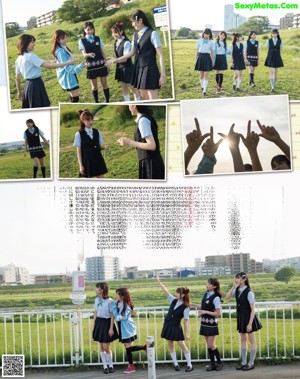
[124,364,136,374]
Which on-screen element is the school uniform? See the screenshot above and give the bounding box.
[161,294,190,341]
[199,291,221,336]
[131,27,161,90]
[92,297,119,343]
[111,301,137,342]
[24,126,46,158]
[234,286,262,333]
[195,39,214,71]
[73,127,108,178]
[134,114,165,180]
[213,41,228,71]
[231,43,246,70]
[79,36,108,79]
[264,38,284,68]
[114,36,134,84]
[15,52,50,108]
[245,39,260,67]
[55,46,85,91]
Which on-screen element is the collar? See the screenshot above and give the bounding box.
[250,39,256,43]
[84,127,93,134]
[86,35,95,43]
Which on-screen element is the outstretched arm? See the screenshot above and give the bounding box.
[257,120,290,160]
[156,275,171,297]
[219,123,245,172]
[240,120,262,171]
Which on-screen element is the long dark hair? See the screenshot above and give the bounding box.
[83,21,95,36]
[248,31,256,40]
[176,287,190,307]
[17,34,35,55]
[52,29,72,58]
[271,28,281,40]
[78,109,94,131]
[232,32,242,45]
[217,31,227,49]
[135,105,153,116]
[236,272,251,289]
[116,287,134,316]
[25,119,37,127]
[130,9,153,28]
[96,282,109,299]
[111,22,128,39]
[202,28,213,40]
[208,277,222,299]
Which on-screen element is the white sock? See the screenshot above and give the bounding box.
[106,352,113,368]
[123,94,130,101]
[170,351,178,366]
[237,79,241,88]
[233,78,237,85]
[241,348,247,365]
[203,80,208,92]
[248,349,256,366]
[184,351,192,367]
[200,78,203,88]
[100,352,107,368]
[134,95,141,101]
[270,78,275,89]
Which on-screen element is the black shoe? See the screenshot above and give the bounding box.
[233,84,236,90]
[206,365,216,371]
[103,368,109,374]
[236,363,247,370]
[174,365,180,371]
[215,363,223,371]
[242,364,255,371]
[185,366,193,372]
[271,88,275,93]
[109,367,115,373]
[236,87,241,91]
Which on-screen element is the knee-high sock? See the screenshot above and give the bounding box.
[71,96,79,103]
[213,347,221,364]
[33,166,38,178]
[184,351,192,366]
[219,74,224,86]
[92,90,99,103]
[250,73,254,84]
[216,74,219,85]
[103,88,110,103]
[41,166,46,178]
[241,348,247,365]
[208,348,215,366]
[100,352,107,368]
[126,347,133,365]
[248,349,256,366]
[170,351,178,366]
[106,352,113,368]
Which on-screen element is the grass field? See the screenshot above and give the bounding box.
[58,104,166,179]
[6,0,173,110]
[0,146,51,180]
[172,28,300,100]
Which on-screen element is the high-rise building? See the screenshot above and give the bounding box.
[85,255,120,281]
[224,4,246,31]
[280,13,294,29]
[0,264,31,285]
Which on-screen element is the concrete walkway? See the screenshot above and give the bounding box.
[19,363,300,379]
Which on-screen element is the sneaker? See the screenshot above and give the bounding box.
[215,363,223,371]
[242,364,255,371]
[103,368,109,374]
[109,367,115,373]
[236,363,247,370]
[206,365,216,371]
[174,365,180,371]
[251,83,256,87]
[124,364,136,374]
[216,86,221,94]
[185,366,193,372]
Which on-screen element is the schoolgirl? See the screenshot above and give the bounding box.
[226,272,262,371]
[244,31,260,87]
[194,28,214,95]
[213,31,228,94]
[230,33,247,91]
[117,105,165,180]
[111,288,146,374]
[197,278,223,371]
[15,34,75,108]
[156,276,193,372]
[73,109,109,178]
[111,22,141,102]
[264,29,284,92]
[52,29,85,102]
[23,119,49,178]
[93,282,119,374]
[107,9,166,100]
[79,21,110,103]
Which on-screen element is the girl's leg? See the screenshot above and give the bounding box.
[69,89,79,103]
[167,340,179,369]
[121,82,130,101]
[33,157,39,178]
[199,72,204,90]
[246,332,257,368]
[100,76,110,103]
[139,90,149,100]
[130,85,141,101]
[249,66,255,86]
[270,67,276,91]
[147,90,159,100]
[91,78,99,102]
[124,341,133,365]
[205,336,216,370]
[206,336,222,370]
[99,342,108,372]
[233,70,238,89]
[202,71,209,94]
[274,68,278,89]
[39,157,46,178]
[103,342,114,371]
[237,333,248,368]
[177,340,193,371]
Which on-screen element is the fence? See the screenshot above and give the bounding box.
[0,301,299,369]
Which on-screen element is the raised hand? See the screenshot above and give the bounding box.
[218,123,240,149]
[256,120,280,143]
[201,126,223,159]
[186,118,210,152]
[240,120,260,152]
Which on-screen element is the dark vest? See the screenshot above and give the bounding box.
[267,38,281,55]
[235,286,251,315]
[81,36,105,71]
[246,40,258,60]
[164,299,186,325]
[79,128,100,156]
[114,37,133,70]
[133,28,157,67]
[232,43,244,61]
[134,114,161,161]
[25,126,42,151]
[201,292,218,326]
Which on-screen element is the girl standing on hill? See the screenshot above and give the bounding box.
[195,28,214,96]
[23,118,49,178]
[73,109,109,178]
[116,105,165,180]
[15,34,75,108]
[195,278,223,371]
[79,21,110,103]
[52,29,85,103]
[111,287,147,374]
[264,29,284,92]
[225,272,262,371]
[213,31,228,94]
[111,22,141,102]
[230,33,247,91]
[107,9,166,100]
[93,282,119,374]
[156,276,193,372]
[244,31,260,87]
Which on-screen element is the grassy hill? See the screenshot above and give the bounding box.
[6,0,173,109]
[59,103,166,179]
[172,28,300,99]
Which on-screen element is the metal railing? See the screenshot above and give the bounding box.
[0,301,299,368]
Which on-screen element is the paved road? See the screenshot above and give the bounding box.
[17,363,300,379]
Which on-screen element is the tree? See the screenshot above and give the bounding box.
[5,22,20,38]
[232,16,270,35]
[274,266,297,284]
[177,27,191,38]
[55,0,109,24]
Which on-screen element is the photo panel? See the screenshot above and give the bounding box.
[170,0,300,100]
[2,0,174,111]
[181,94,291,175]
[59,102,167,181]
[0,86,52,181]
